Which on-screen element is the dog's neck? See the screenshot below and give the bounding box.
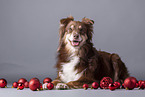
[58,41,96,63]
[65,43,79,56]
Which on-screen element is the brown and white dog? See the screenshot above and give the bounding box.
[52,16,129,89]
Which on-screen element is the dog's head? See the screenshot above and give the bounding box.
[58,16,94,52]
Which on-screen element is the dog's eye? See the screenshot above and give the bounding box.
[69,27,72,31]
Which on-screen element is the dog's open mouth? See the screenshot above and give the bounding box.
[69,40,81,46]
[72,40,80,46]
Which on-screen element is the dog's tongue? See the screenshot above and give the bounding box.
[72,41,79,46]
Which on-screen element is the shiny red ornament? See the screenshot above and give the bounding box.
[40,83,43,90]
[100,77,113,89]
[138,80,143,86]
[30,78,40,82]
[91,82,99,89]
[47,83,54,90]
[29,78,40,91]
[43,77,52,84]
[135,83,139,88]
[12,82,18,88]
[17,83,24,90]
[114,81,121,89]
[18,78,27,84]
[124,77,137,90]
[139,81,145,89]
[0,78,7,88]
[109,83,116,91]
[121,83,125,89]
[24,82,29,88]
[83,84,89,90]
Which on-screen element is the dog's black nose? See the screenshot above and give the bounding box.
[73,34,79,39]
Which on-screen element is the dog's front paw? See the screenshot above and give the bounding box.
[55,83,70,90]
[42,83,48,90]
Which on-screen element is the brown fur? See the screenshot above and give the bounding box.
[52,16,129,88]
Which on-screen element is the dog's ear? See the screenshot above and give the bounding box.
[57,16,74,52]
[60,16,74,27]
[82,17,94,25]
[82,17,94,42]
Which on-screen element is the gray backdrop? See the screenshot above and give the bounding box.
[0,0,145,83]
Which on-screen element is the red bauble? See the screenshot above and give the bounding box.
[12,82,18,88]
[139,81,145,89]
[47,83,54,90]
[124,77,137,90]
[29,78,40,91]
[0,78,7,88]
[138,80,143,86]
[100,77,113,89]
[121,83,125,89]
[109,83,116,91]
[24,82,29,88]
[30,78,40,82]
[17,83,24,90]
[83,84,89,90]
[43,77,52,84]
[40,83,42,89]
[18,78,27,84]
[135,83,139,88]
[92,82,99,89]
[114,81,121,89]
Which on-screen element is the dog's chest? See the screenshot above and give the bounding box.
[59,56,83,83]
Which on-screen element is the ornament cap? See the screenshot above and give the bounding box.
[37,88,40,91]
[84,87,87,90]
[125,87,128,90]
[91,87,93,89]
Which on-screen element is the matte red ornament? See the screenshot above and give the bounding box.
[100,77,113,89]
[124,77,137,90]
[18,78,27,84]
[12,82,18,88]
[114,81,121,89]
[24,82,29,88]
[17,83,24,90]
[109,83,116,91]
[29,78,40,91]
[91,82,99,89]
[83,84,89,90]
[47,83,54,90]
[43,77,52,84]
[0,78,7,88]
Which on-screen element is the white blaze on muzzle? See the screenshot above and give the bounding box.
[68,33,82,46]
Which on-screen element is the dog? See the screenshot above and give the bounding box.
[52,16,129,89]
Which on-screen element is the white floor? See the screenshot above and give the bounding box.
[0,85,145,97]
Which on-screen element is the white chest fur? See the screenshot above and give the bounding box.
[59,56,83,83]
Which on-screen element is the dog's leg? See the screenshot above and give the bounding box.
[55,83,70,90]
[51,79,62,86]
[111,54,129,83]
[66,77,97,89]
[52,77,96,89]
[51,79,70,90]
[42,80,61,90]
[66,81,91,89]
[111,54,120,82]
